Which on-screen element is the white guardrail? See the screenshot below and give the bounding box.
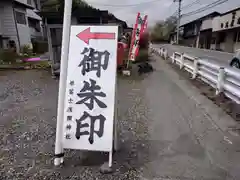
[150,45,240,104]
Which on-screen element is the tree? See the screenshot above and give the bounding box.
[150,16,177,42]
[41,0,93,14]
[164,16,177,35]
[150,21,166,42]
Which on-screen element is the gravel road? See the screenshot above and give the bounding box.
[0,69,149,180]
[0,60,240,180]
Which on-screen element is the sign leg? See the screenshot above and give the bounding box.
[54,155,64,166]
[114,78,119,152]
[114,113,119,152]
[109,150,113,168]
[100,150,113,174]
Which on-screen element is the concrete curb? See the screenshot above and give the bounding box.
[0,66,26,70]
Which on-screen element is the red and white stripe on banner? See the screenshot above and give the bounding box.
[128,13,140,61]
[128,13,147,61]
[135,15,147,57]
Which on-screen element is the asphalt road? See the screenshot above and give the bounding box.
[153,44,234,67]
[1,59,240,179]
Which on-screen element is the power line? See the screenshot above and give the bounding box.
[182,0,228,17]
[87,0,164,7]
[171,0,201,17]
[183,0,227,16]
[182,0,201,9]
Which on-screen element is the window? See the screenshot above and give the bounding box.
[211,37,216,44]
[28,18,40,32]
[238,18,240,25]
[219,32,226,43]
[233,32,237,42]
[232,12,236,20]
[15,11,26,25]
[221,23,224,28]
[225,21,229,28]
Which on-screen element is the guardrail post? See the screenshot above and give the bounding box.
[164,49,167,60]
[216,67,225,95]
[180,53,184,69]
[172,52,175,63]
[192,58,198,79]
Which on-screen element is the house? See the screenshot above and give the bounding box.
[211,7,240,52]
[180,12,220,48]
[169,27,183,44]
[0,0,43,52]
[107,14,128,38]
[179,6,240,53]
[40,6,128,73]
[40,10,110,66]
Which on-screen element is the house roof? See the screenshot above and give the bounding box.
[40,11,109,24]
[180,1,240,27]
[14,0,34,9]
[27,9,42,20]
[220,7,240,16]
[41,10,128,28]
[180,11,220,27]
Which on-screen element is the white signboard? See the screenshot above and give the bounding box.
[62,26,118,152]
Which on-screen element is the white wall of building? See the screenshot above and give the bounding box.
[224,32,234,52]
[234,31,240,52]
[17,24,31,46]
[210,9,240,52]
[201,18,213,31]
[212,9,240,32]
[14,7,32,48]
[1,1,19,51]
[234,42,240,52]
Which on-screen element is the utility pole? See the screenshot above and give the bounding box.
[174,0,182,44]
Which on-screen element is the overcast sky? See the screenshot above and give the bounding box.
[85,0,240,27]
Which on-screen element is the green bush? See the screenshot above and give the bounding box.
[21,45,33,57]
[0,49,19,63]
